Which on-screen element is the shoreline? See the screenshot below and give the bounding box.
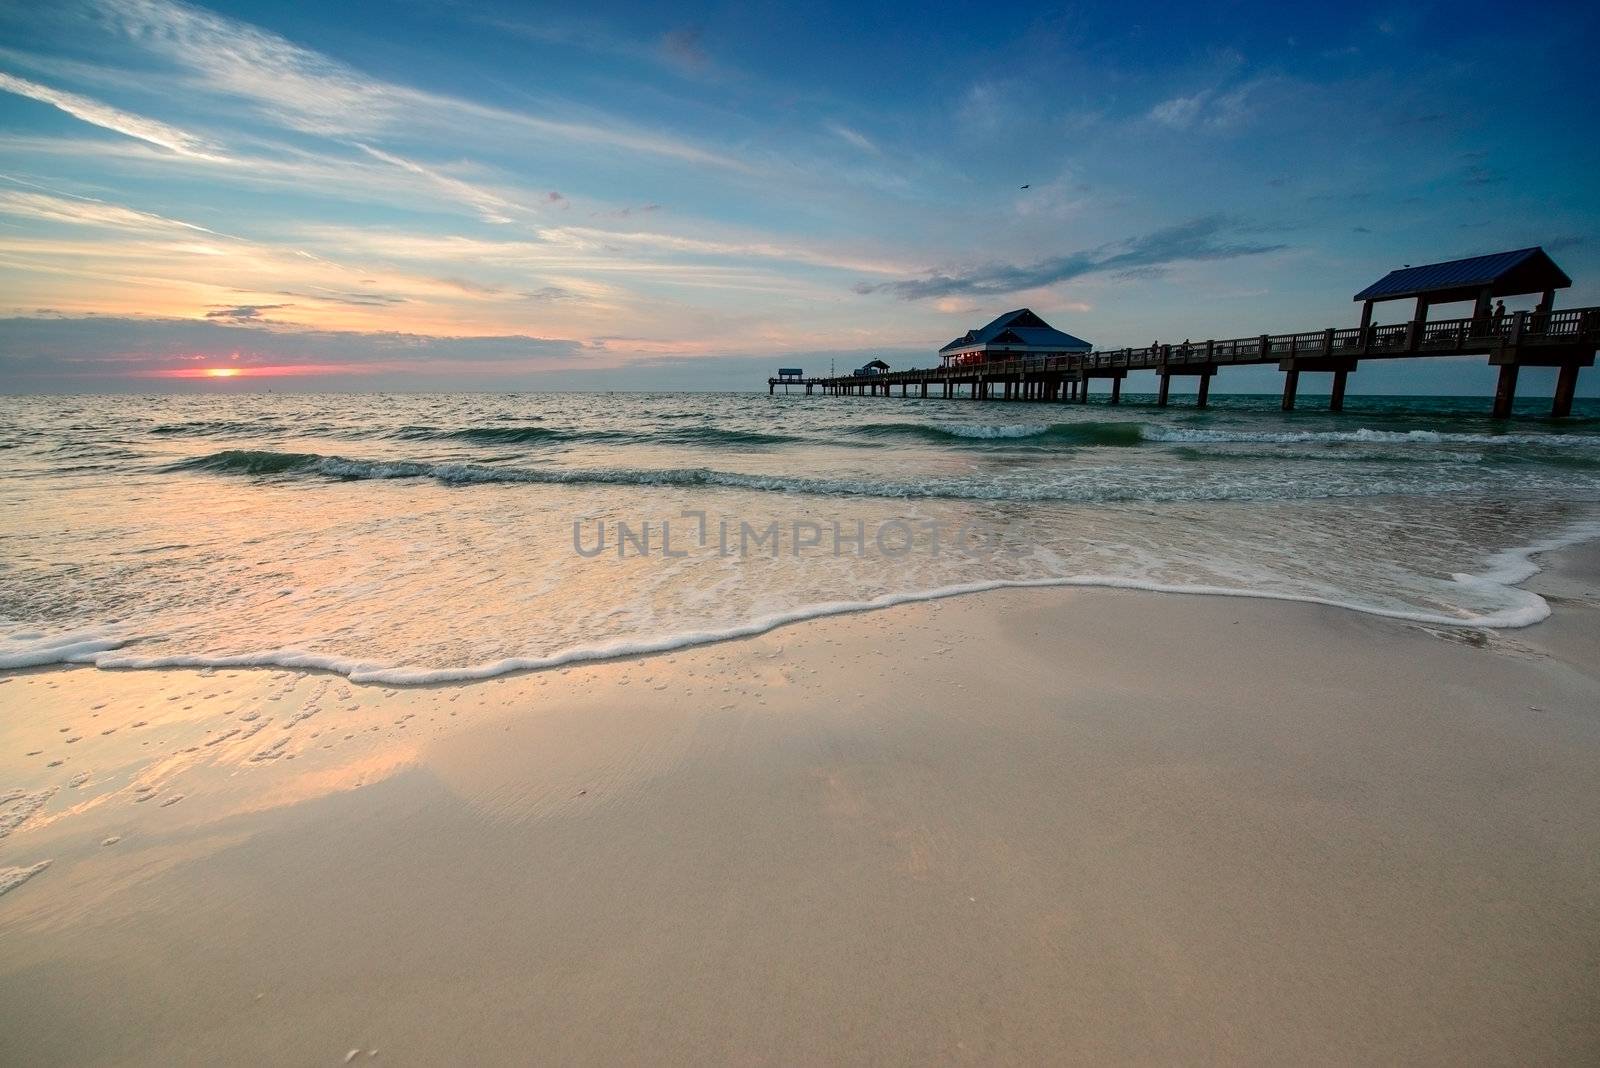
[2,544,1598,1063]
[7,519,1600,686]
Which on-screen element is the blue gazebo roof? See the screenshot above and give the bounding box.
[1353,247,1570,304]
[940,309,1092,353]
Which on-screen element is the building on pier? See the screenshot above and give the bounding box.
[1353,246,1570,329]
[938,309,1091,368]
[1349,246,1579,417]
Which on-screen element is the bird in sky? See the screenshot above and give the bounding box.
[1020,184,1030,189]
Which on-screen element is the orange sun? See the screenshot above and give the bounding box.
[204,367,242,378]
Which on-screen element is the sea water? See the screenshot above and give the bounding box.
[2,390,1598,683]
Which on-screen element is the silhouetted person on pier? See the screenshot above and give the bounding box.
[1493,300,1507,329]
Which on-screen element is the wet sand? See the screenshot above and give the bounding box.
[2,547,1599,1065]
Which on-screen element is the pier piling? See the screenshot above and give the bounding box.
[1493,364,1519,419]
[1553,364,1580,418]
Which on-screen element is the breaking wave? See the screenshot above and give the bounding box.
[852,421,1147,446]
[1141,426,1600,447]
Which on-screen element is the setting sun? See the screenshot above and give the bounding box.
[204,367,240,377]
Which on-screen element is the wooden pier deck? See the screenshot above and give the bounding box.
[769,306,1599,417]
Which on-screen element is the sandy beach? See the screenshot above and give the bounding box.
[1,546,1597,1065]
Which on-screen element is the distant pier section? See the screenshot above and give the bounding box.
[769,247,1597,417]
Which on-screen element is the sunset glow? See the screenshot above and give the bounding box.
[144,363,354,379]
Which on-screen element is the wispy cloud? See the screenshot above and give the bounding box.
[856,216,1286,300]
[353,144,519,224]
[205,303,288,320]
[826,122,879,154]
[0,186,222,234]
[0,70,227,160]
[92,0,752,171]
[1148,82,1261,130]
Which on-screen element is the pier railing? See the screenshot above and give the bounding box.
[824,306,1600,384]
[770,305,1598,417]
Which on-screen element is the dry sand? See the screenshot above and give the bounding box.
[2,547,1598,1065]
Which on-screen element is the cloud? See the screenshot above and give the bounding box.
[91,0,750,170]
[0,187,222,234]
[205,303,288,320]
[855,216,1286,300]
[1148,81,1263,130]
[353,143,519,223]
[659,27,709,72]
[523,285,582,303]
[826,123,878,154]
[0,315,587,383]
[955,81,1007,132]
[0,70,227,160]
[273,289,407,308]
[588,203,662,219]
[1149,92,1207,128]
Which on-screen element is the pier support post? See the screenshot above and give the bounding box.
[1079,377,1090,403]
[920,381,928,399]
[1492,363,1519,419]
[1553,364,1579,418]
[1196,374,1210,408]
[1157,373,1170,407]
[1281,369,1299,411]
[1110,377,1122,405]
[1330,370,1348,412]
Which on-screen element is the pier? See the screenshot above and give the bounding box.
[770,248,1597,417]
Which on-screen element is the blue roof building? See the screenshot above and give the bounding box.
[938,309,1092,366]
[1353,247,1571,325]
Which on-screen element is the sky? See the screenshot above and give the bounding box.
[0,0,1596,393]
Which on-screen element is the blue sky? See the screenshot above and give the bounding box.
[0,0,1596,392]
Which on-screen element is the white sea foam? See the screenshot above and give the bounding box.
[931,423,1056,439]
[0,860,50,897]
[1142,426,1600,447]
[31,519,1596,686]
[0,629,126,669]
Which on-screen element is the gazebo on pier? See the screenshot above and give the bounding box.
[939,309,1091,368]
[1353,247,1581,416]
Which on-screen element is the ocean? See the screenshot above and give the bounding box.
[3,390,1599,683]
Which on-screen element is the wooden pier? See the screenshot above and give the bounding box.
[770,248,1597,418]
